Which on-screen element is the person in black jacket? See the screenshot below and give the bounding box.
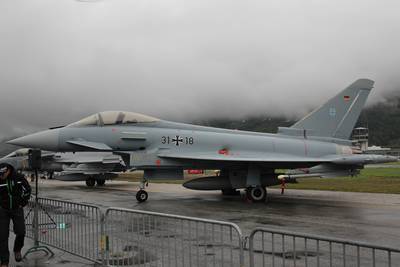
[0,164,31,266]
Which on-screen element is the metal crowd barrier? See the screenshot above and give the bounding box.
[22,198,400,267]
[103,208,244,267]
[248,228,400,267]
[25,197,102,263]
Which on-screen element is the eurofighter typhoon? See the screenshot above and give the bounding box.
[8,79,397,202]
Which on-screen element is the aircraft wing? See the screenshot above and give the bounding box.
[158,151,397,165]
[157,151,329,163]
[60,170,113,175]
[61,162,125,174]
[55,173,119,181]
[57,154,126,173]
[55,155,123,165]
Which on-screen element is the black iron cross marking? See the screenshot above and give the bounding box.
[171,135,183,146]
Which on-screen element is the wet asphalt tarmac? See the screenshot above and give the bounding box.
[37,179,400,249]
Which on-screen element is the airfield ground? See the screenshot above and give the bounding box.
[37,179,400,247]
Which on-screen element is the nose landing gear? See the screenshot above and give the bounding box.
[136,178,149,203]
[136,190,148,202]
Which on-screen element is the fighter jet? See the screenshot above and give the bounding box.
[8,79,397,202]
[0,148,126,186]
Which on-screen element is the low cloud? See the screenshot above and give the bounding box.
[1,0,400,138]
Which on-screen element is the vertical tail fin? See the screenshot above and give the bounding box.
[290,79,374,140]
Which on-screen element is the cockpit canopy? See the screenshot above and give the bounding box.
[67,111,159,127]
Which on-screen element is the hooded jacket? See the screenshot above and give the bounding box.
[0,170,31,210]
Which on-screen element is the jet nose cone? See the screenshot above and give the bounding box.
[7,129,60,151]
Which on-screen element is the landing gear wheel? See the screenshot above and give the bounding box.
[136,190,148,203]
[96,179,106,186]
[246,186,267,202]
[86,178,96,187]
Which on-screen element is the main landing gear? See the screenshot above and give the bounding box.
[246,186,267,202]
[85,177,106,187]
[96,179,106,186]
[136,178,149,203]
[86,178,96,187]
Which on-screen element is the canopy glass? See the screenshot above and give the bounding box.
[67,111,159,127]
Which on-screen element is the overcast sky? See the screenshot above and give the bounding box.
[1,0,400,139]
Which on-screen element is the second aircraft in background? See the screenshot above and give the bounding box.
[0,148,126,187]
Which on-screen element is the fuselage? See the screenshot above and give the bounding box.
[44,121,348,170]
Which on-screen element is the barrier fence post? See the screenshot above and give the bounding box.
[33,187,38,246]
[23,169,54,259]
[100,210,108,266]
[100,211,104,266]
[240,237,246,267]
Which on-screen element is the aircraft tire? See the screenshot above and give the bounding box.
[96,179,106,186]
[136,190,148,203]
[247,186,267,202]
[86,178,96,187]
